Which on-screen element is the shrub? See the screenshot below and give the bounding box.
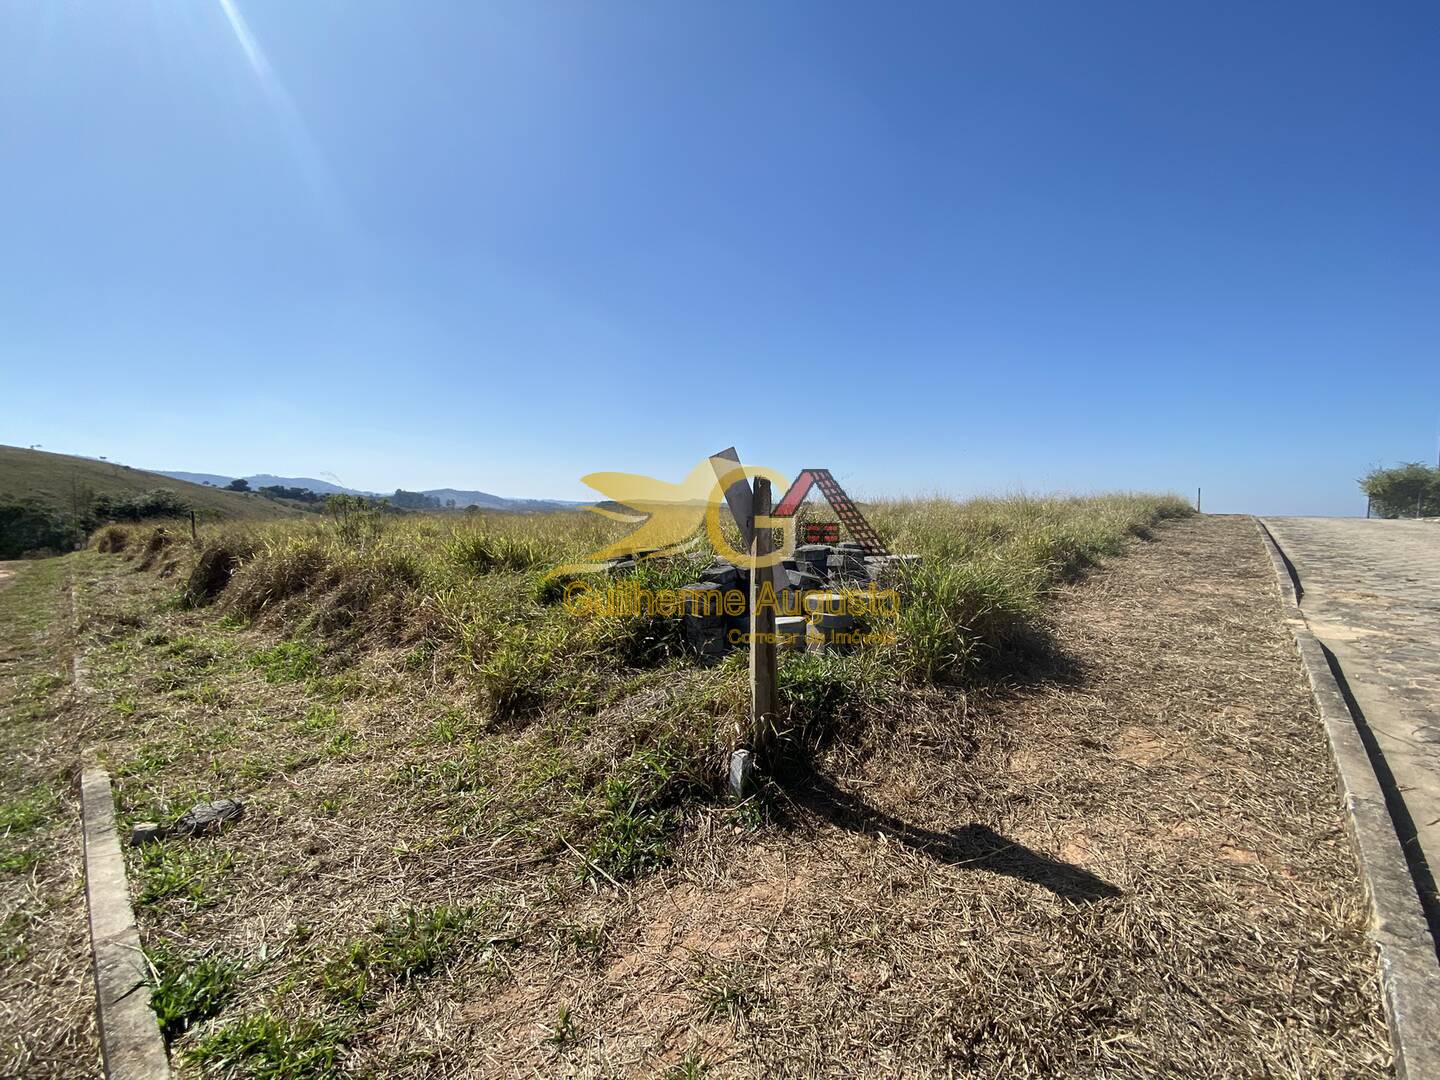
[1360,462,1440,518]
[0,502,83,558]
[325,495,385,547]
[93,488,189,522]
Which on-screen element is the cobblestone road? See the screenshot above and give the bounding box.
[1263,517,1440,920]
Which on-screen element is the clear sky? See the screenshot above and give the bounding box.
[2,2,1436,515]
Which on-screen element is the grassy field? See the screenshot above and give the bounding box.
[0,493,1391,1076]
[0,557,96,1073]
[0,445,305,523]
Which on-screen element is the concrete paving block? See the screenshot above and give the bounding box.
[803,591,848,616]
[728,749,755,798]
[775,615,807,651]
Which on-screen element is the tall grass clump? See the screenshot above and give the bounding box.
[91,524,130,554]
[183,532,260,608]
[128,493,1189,828]
[870,493,1192,682]
[445,530,551,576]
[161,492,1190,694]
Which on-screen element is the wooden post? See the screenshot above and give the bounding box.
[189,509,197,541]
[748,477,778,755]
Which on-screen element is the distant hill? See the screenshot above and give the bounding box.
[155,471,371,496]
[0,447,306,522]
[152,470,580,511]
[422,488,580,511]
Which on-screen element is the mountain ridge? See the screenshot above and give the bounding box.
[152,471,581,511]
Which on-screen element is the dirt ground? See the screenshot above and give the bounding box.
[2,516,1391,1077]
[428,513,1386,1077]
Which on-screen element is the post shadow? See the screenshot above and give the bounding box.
[788,769,1121,902]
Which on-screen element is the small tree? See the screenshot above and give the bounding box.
[225,478,250,492]
[325,493,385,546]
[1359,463,1440,518]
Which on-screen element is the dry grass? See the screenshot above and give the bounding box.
[0,557,97,1077]
[0,501,1390,1076]
[91,524,129,554]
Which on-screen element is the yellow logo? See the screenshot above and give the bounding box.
[554,455,796,577]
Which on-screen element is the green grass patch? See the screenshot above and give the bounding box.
[693,961,763,1024]
[320,905,474,1008]
[187,1011,347,1077]
[584,772,676,882]
[135,844,235,907]
[249,639,321,683]
[0,788,55,874]
[0,789,54,834]
[149,946,242,1039]
[546,1003,580,1048]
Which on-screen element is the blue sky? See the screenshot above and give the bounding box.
[2,1,1436,515]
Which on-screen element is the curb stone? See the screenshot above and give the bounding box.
[1256,519,1440,1078]
[81,768,171,1079]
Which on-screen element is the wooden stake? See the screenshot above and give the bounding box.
[189,509,197,541]
[748,477,778,755]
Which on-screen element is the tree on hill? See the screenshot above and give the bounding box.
[0,502,83,558]
[1359,462,1440,518]
[92,489,190,522]
[390,489,441,510]
[225,478,250,492]
[258,484,323,504]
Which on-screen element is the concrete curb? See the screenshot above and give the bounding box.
[1255,519,1440,1078]
[81,768,171,1079]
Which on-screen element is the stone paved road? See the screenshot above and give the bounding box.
[1263,517,1440,924]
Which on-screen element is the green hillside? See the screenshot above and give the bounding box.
[0,445,304,523]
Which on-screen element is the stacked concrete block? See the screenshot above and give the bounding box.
[784,564,827,593]
[803,591,857,653]
[793,544,833,579]
[826,546,870,582]
[699,559,746,591]
[678,581,730,658]
[775,615,807,650]
[674,542,919,657]
[864,552,922,583]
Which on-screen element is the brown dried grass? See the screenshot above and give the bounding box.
[51,515,1390,1077]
